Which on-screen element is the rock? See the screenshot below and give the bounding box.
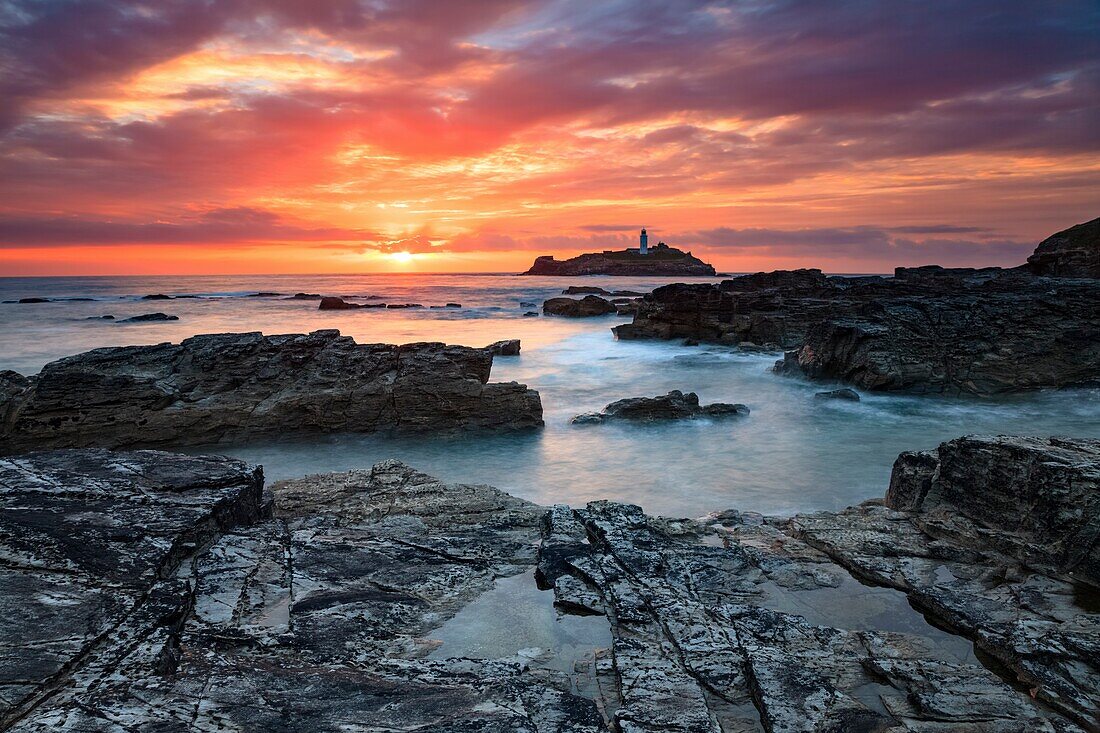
[612,222,1100,394]
[524,311,539,317]
[2,455,605,732]
[611,290,645,296]
[141,293,172,300]
[1027,217,1100,278]
[523,244,716,276]
[787,435,1100,729]
[814,388,860,401]
[543,295,617,317]
[319,296,361,309]
[520,301,537,308]
[0,449,266,726]
[562,286,610,295]
[445,302,462,308]
[486,339,521,356]
[0,330,543,452]
[246,291,282,297]
[387,303,423,309]
[286,292,322,299]
[15,297,51,304]
[85,315,115,320]
[571,390,749,424]
[119,312,178,322]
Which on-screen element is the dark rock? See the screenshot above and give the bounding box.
[611,290,645,296]
[119,312,178,322]
[788,435,1100,729]
[523,244,716,276]
[0,330,543,452]
[814,388,860,401]
[523,311,539,317]
[486,339,521,356]
[246,291,282,297]
[286,292,322,299]
[520,301,537,308]
[0,449,266,726]
[386,303,423,309]
[86,315,115,320]
[571,389,749,424]
[141,293,172,300]
[16,297,51,304]
[2,456,604,731]
[1027,217,1100,278]
[543,295,617,317]
[319,296,360,309]
[562,286,610,295]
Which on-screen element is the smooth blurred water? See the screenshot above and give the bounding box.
[2,274,1098,517]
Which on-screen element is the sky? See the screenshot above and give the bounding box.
[0,0,1097,275]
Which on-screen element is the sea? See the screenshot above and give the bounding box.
[2,272,1099,518]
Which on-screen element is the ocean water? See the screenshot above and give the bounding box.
[2,273,1099,518]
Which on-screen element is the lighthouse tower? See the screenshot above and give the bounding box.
[639,227,649,255]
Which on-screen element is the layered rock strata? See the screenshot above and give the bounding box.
[0,329,543,453]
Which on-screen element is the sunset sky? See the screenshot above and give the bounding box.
[0,0,1097,275]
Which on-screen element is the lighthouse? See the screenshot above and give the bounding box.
[639,227,649,255]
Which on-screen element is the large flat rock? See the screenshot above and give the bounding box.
[0,329,543,453]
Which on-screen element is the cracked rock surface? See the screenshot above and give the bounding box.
[3,436,1096,732]
[0,329,543,453]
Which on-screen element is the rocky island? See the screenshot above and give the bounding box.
[614,218,1100,395]
[523,230,716,276]
[2,434,1096,731]
[0,330,542,452]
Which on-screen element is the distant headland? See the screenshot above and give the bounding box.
[521,228,716,276]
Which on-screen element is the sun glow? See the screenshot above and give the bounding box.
[388,251,414,263]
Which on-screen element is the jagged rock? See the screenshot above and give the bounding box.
[486,339,521,356]
[787,435,1100,729]
[571,390,749,424]
[3,456,605,732]
[612,223,1100,395]
[543,295,617,317]
[0,449,266,726]
[814,388,861,401]
[1027,217,1100,278]
[319,296,360,309]
[0,330,543,452]
[120,312,178,322]
[523,244,716,276]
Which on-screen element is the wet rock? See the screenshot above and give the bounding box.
[520,301,537,308]
[612,223,1100,394]
[0,329,543,452]
[14,297,51,304]
[543,295,617,317]
[486,339,521,356]
[1027,217,1099,278]
[814,388,861,401]
[571,390,749,424]
[119,312,178,322]
[563,286,611,295]
[3,456,605,732]
[387,303,423,309]
[318,296,360,309]
[246,291,282,297]
[0,449,266,726]
[141,293,172,300]
[524,311,539,317]
[286,292,322,299]
[429,302,462,309]
[787,435,1100,729]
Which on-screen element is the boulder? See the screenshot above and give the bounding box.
[571,390,748,424]
[319,296,361,309]
[543,295,617,317]
[486,339,521,356]
[1027,217,1100,278]
[141,293,172,300]
[0,330,543,452]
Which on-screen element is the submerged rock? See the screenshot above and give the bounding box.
[814,387,861,401]
[141,293,172,300]
[119,312,178,322]
[0,330,543,452]
[543,295,617,317]
[571,389,749,424]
